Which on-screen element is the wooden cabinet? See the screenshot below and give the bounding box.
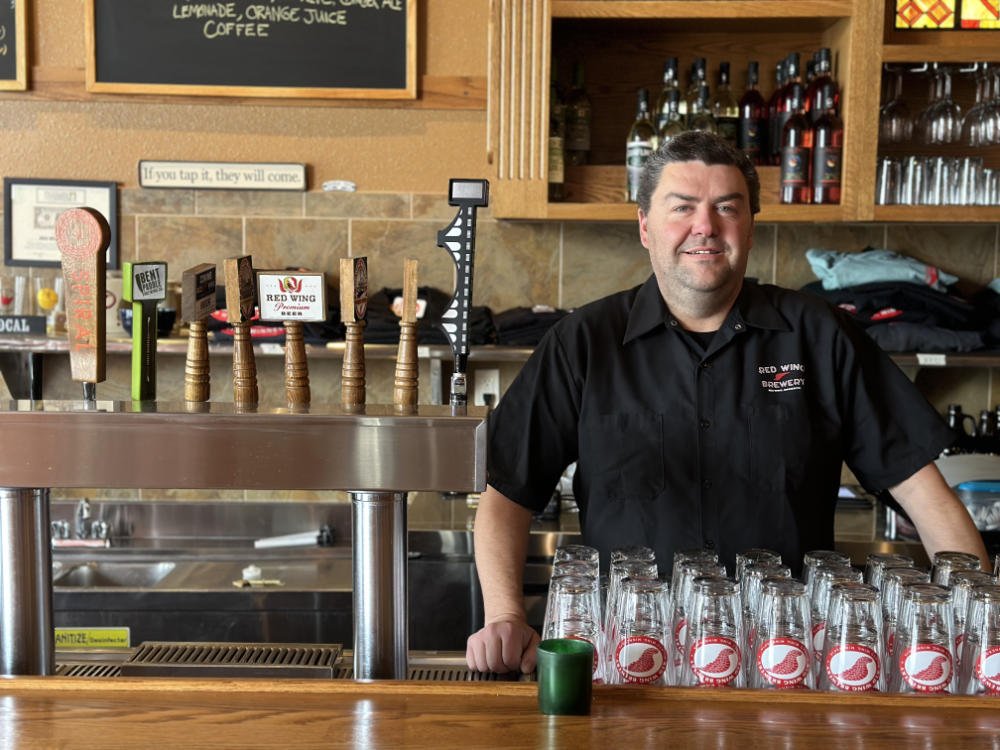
[486,0,1000,222]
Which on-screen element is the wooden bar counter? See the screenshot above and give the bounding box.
[1,677,997,749]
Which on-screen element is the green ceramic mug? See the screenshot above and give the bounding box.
[536,638,594,716]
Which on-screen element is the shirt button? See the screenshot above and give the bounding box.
[700,419,711,430]
[704,539,715,549]
[669,320,678,327]
[734,322,744,331]
[702,479,712,489]
[700,361,712,369]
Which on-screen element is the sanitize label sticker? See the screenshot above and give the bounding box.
[55,627,131,649]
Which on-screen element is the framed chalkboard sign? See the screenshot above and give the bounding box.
[85,0,416,99]
[0,0,28,91]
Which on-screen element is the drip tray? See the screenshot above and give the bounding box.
[57,644,526,682]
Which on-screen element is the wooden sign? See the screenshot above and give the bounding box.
[224,255,256,323]
[85,0,416,99]
[0,1,27,91]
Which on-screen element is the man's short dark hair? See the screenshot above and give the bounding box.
[636,131,761,216]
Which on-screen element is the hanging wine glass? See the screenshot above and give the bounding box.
[921,63,962,145]
[879,65,913,144]
[961,64,992,147]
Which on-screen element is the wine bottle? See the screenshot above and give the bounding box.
[688,84,718,134]
[766,59,786,165]
[738,61,768,165]
[658,88,686,144]
[565,62,592,166]
[711,61,740,147]
[548,74,566,202]
[780,82,812,204]
[811,83,842,205]
[685,58,707,127]
[805,47,839,123]
[654,57,682,134]
[626,88,657,203]
[775,52,802,166]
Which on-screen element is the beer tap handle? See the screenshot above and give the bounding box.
[393,258,419,413]
[224,256,258,408]
[181,263,216,403]
[340,257,368,410]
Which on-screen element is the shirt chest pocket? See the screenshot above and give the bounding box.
[580,412,665,502]
[746,401,811,493]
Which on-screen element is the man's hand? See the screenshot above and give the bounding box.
[466,615,540,674]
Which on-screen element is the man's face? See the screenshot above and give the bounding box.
[638,161,755,308]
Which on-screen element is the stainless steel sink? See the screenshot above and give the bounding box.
[54,561,177,588]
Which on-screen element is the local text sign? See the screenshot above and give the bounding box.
[139,161,306,191]
[257,271,326,322]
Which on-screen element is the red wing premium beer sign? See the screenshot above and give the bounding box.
[256,271,326,322]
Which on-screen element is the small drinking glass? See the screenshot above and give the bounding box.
[554,545,600,577]
[865,553,914,592]
[958,585,1000,695]
[670,548,720,603]
[680,577,744,688]
[735,548,782,583]
[543,573,604,683]
[610,545,656,566]
[932,551,983,587]
[810,565,864,664]
[882,567,932,658]
[950,569,996,670]
[891,583,956,694]
[803,550,851,596]
[603,560,658,676]
[669,559,727,678]
[752,579,814,690]
[819,583,885,693]
[610,578,670,686]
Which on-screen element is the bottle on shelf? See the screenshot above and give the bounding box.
[565,62,592,166]
[775,52,802,166]
[657,88,686,145]
[654,57,682,134]
[548,73,566,202]
[811,82,842,205]
[805,47,839,123]
[688,84,718,134]
[738,60,768,165]
[626,88,657,203]
[685,58,708,127]
[780,81,812,205]
[711,61,740,148]
[767,59,787,165]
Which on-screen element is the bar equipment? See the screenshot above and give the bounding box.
[436,178,489,414]
[340,256,368,411]
[181,263,216,403]
[392,258,419,413]
[256,269,326,407]
[55,207,109,404]
[122,260,167,401]
[224,255,258,408]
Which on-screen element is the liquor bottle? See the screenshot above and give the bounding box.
[811,82,843,205]
[780,82,812,204]
[688,84,718,134]
[766,59,786,165]
[711,62,740,147]
[685,58,707,127]
[657,88,686,144]
[805,47,839,123]
[565,62,592,166]
[774,52,802,165]
[548,74,566,202]
[738,61,768,165]
[654,57,682,134]
[626,88,657,203]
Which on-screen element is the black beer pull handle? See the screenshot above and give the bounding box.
[436,178,489,412]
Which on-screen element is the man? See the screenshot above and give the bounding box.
[466,131,988,675]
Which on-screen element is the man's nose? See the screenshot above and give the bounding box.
[690,205,719,237]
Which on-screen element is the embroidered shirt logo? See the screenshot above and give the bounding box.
[758,363,806,393]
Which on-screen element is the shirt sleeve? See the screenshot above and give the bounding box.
[834,311,955,493]
[486,324,583,513]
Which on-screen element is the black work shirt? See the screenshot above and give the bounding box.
[487,275,954,574]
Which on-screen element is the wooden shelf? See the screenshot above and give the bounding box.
[551,1,853,20]
[544,201,846,222]
[882,44,1000,64]
[873,206,1000,223]
[890,351,1000,368]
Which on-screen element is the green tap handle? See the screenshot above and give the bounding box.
[122,261,167,402]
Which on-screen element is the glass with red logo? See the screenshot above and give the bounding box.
[932,551,983,587]
[950,569,996,673]
[881,567,931,659]
[958,584,1000,695]
[609,578,670,686]
[751,579,814,689]
[670,560,728,680]
[680,577,745,688]
[554,544,601,577]
[890,583,956,694]
[865,553,914,592]
[542,573,604,683]
[603,560,659,677]
[810,565,864,664]
[818,582,885,693]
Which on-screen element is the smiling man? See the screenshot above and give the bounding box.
[466,131,987,675]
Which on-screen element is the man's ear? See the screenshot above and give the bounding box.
[638,208,649,250]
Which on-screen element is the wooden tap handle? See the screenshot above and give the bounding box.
[393,321,418,413]
[284,321,310,406]
[184,319,211,402]
[341,320,366,408]
[231,321,258,407]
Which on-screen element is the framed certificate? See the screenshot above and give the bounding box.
[3,178,118,268]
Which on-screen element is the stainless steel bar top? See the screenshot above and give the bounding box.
[0,401,488,492]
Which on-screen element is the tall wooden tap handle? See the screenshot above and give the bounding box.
[284,320,310,406]
[181,263,216,402]
[55,208,109,393]
[340,257,368,409]
[225,256,258,408]
[393,258,419,413]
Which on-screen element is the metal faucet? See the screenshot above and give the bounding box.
[75,498,92,539]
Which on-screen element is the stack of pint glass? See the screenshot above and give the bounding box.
[543,543,1000,694]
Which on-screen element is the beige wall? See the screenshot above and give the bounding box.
[3,2,997,501]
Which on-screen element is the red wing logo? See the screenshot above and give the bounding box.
[900,644,952,693]
[974,646,1000,692]
[826,644,880,692]
[615,635,668,684]
[774,372,790,381]
[278,276,304,294]
[757,637,810,688]
[690,636,741,687]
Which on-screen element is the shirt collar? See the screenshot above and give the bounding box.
[623,275,791,345]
